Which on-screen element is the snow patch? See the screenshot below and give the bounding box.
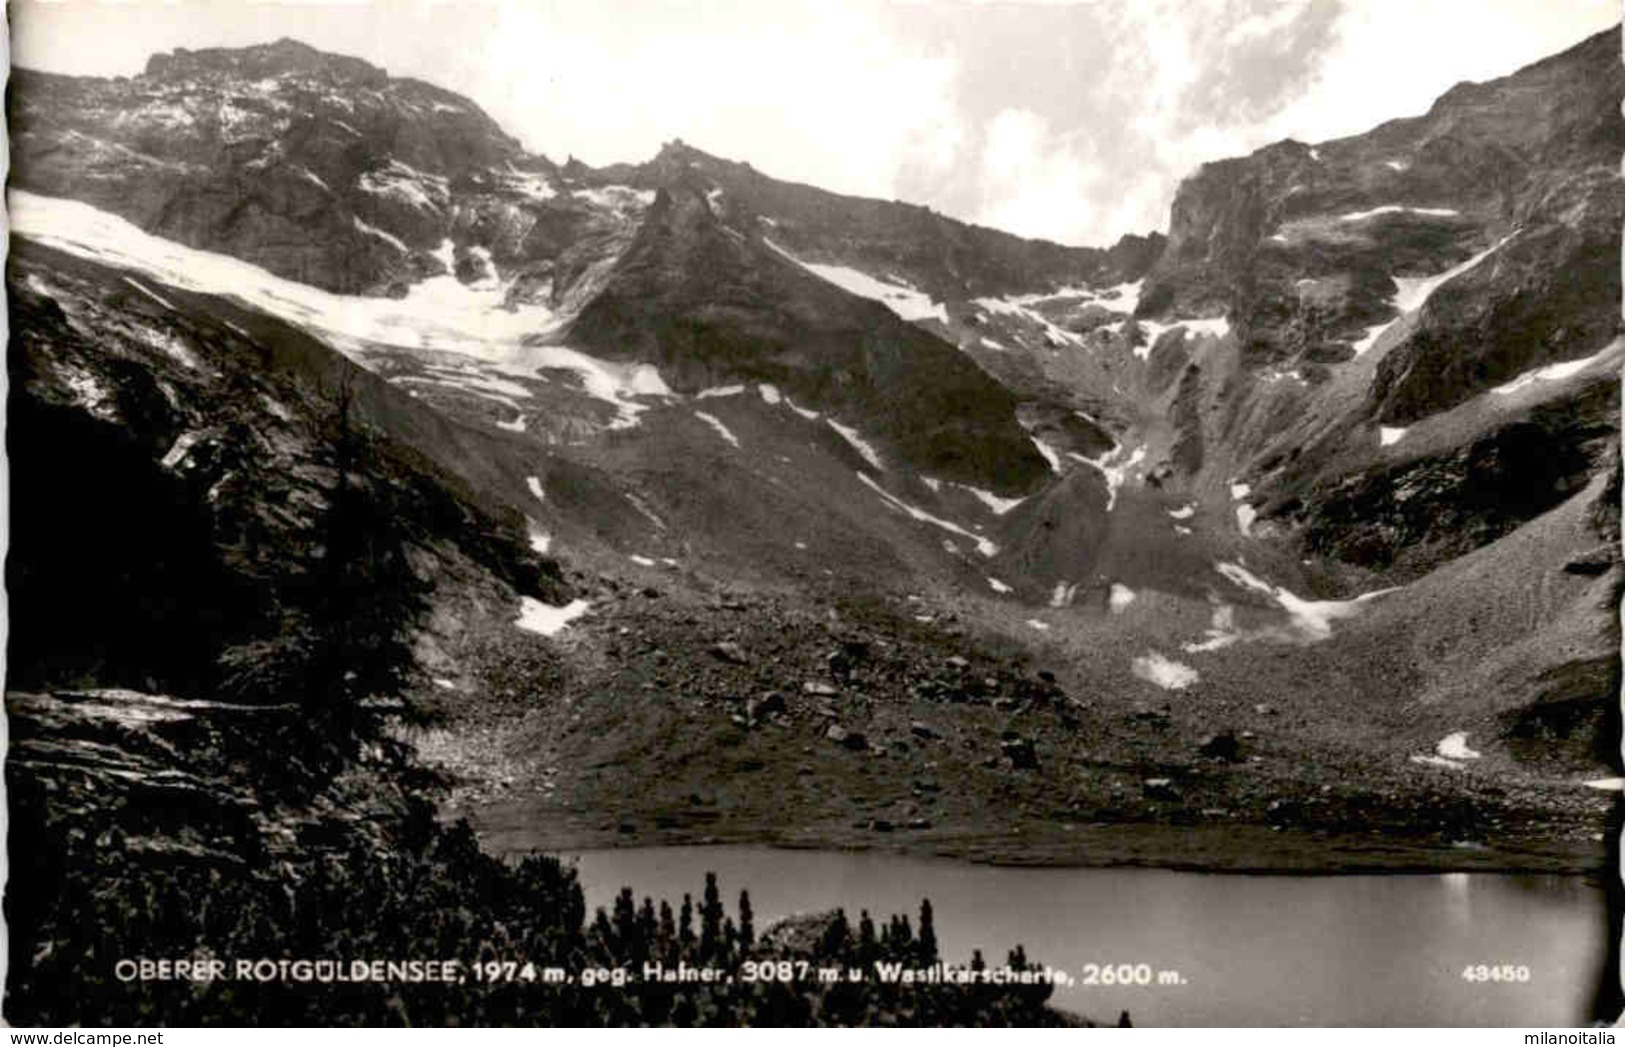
[1379,426,1407,446]
[1436,732,1481,760]
[1182,604,1240,653]
[123,277,175,311]
[1132,652,1199,690]
[629,555,657,567]
[783,396,821,422]
[1069,444,1145,511]
[1050,582,1079,609]
[1338,205,1459,223]
[765,238,947,323]
[1349,234,1518,359]
[1030,436,1064,473]
[757,383,782,405]
[1130,317,1230,360]
[1215,561,1399,641]
[571,185,656,210]
[496,414,527,433]
[1025,619,1051,632]
[515,597,591,637]
[694,411,741,448]
[1410,754,1465,770]
[161,431,203,469]
[695,384,746,399]
[1491,344,1618,396]
[1168,503,1196,520]
[1109,583,1137,614]
[526,476,546,502]
[353,216,409,254]
[828,419,884,470]
[972,294,1081,348]
[987,577,1012,594]
[857,473,997,557]
[958,483,1025,516]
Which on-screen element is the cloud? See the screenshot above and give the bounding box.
[469,0,964,205]
[974,108,1100,242]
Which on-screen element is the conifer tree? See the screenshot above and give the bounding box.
[737,890,754,951]
[918,898,938,964]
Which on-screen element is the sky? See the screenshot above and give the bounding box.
[11,0,1619,247]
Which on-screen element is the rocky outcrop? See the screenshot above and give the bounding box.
[1143,28,1622,390]
[565,182,1051,494]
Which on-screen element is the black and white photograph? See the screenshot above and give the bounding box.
[3,0,1621,1029]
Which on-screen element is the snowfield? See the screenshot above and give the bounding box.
[10,190,672,430]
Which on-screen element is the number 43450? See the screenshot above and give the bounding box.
[1462,964,1531,983]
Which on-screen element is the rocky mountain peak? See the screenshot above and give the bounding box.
[144,37,390,86]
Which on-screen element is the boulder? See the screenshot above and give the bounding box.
[710,641,749,665]
[1001,737,1039,769]
[1199,730,1242,762]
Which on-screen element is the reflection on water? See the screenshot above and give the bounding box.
[564,845,1606,1027]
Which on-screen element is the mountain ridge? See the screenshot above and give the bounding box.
[6,25,1620,888]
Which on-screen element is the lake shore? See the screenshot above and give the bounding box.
[462,798,1612,876]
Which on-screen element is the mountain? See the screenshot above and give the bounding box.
[6,25,1620,890]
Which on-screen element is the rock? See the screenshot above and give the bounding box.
[869,819,894,833]
[907,817,932,830]
[1198,730,1242,762]
[1253,703,1276,716]
[826,724,867,750]
[710,641,749,665]
[747,692,786,719]
[1563,546,1618,575]
[945,655,970,669]
[909,721,938,740]
[1142,778,1182,802]
[1001,737,1039,769]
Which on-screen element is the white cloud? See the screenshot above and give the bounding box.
[976,108,1099,241]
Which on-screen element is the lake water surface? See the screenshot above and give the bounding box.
[564,845,1608,1026]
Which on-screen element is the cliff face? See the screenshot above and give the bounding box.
[1144,29,1621,401]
